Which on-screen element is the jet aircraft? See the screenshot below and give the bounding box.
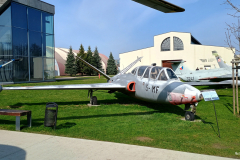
[170,58,240,86]
[0,57,203,121]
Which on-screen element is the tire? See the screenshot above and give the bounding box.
[185,111,195,121]
[92,96,97,105]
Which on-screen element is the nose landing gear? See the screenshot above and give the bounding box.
[184,104,197,121]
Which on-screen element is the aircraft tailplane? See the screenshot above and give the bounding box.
[171,60,191,75]
[216,56,231,69]
[76,56,111,80]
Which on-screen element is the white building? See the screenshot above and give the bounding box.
[120,32,233,71]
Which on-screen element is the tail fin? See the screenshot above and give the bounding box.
[76,56,111,80]
[170,60,191,75]
[216,56,231,69]
[119,57,143,74]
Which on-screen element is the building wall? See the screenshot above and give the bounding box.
[120,32,233,71]
[0,1,55,83]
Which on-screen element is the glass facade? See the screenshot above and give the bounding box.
[0,2,54,82]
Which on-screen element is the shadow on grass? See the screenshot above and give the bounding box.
[57,122,76,129]
[202,120,220,137]
[224,103,233,114]
[11,92,201,120]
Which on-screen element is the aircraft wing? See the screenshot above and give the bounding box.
[1,83,126,91]
[185,80,240,86]
[132,0,185,13]
[198,74,233,81]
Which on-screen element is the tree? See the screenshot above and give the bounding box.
[106,52,117,75]
[225,0,240,56]
[76,44,86,75]
[83,46,93,75]
[92,47,103,75]
[65,46,77,76]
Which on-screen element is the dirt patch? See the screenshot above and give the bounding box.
[212,143,229,149]
[136,137,153,142]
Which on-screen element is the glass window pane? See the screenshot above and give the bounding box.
[158,71,168,81]
[0,58,13,82]
[12,27,28,57]
[42,12,53,34]
[11,2,27,29]
[29,31,42,57]
[13,56,29,82]
[143,67,150,78]
[0,6,11,27]
[44,58,54,80]
[131,67,137,75]
[138,66,147,76]
[167,69,178,79]
[30,57,43,81]
[0,26,12,59]
[43,34,54,57]
[150,67,159,79]
[28,8,41,32]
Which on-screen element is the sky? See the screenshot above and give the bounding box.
[44,0,239,59]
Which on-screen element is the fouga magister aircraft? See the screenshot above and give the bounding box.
[0,57,203,121]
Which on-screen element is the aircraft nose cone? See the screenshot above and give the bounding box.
[184,85,202,102]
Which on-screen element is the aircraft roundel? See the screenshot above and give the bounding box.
[180,66,183,70]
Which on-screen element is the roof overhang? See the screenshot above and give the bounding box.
[132,0,185,13]
[0,0,55,15]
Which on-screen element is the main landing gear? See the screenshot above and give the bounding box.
[184,104,197,121]
[88,89,98,105]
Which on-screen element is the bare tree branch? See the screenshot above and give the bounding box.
[224,0,240,56]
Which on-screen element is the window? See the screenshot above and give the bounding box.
[11,2,27,29]
[166,69,178,79]
[42,12,54,34]
[138,66,148,76]
[12,27,28,57]
[29,31,42,57]
[150,67,162,79]
[0,6,11,26]
[44,58,54,80]
[158,71,168,81]
[28,8,41,32]
[131,67,137,75]
[173,37,183,50]
[43,34,54,57]
[161,37,170,51]
[143,67,150,78]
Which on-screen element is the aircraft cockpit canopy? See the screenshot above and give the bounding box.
[137,66,148,76]
[132,66,178,81]
[166,69,178,80]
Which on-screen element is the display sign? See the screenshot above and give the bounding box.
[201,89,219,101]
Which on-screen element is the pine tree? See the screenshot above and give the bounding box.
[83,46,93,75]
[65,46,77,76]
[76,44,86,75]
[106,52,117,75]
[92,47,103,75]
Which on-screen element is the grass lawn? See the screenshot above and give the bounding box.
[0,76,240,158]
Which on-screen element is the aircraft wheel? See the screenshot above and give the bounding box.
[92,96,97,105]
[185,111,195,121]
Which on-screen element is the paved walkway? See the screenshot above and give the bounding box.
[0,130,237,160]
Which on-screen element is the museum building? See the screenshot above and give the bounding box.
[119,32,233,71]
[0,0,55,83]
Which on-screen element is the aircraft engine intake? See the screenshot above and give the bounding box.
[127,81,136,92]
